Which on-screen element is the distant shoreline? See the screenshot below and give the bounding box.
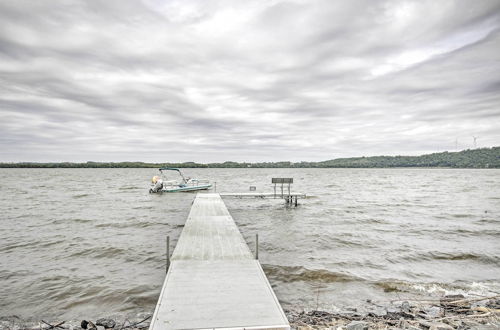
[0,147,498,169]
[0,166,498,169]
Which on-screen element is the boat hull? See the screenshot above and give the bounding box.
[161,184,212,193]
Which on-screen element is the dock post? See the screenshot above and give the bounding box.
[288,183,291,204]
[295,196,298,206]
[255,233,259,260]
[166,235,170,273]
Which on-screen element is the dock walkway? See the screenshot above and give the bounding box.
[219,192,305,198]
[150,193,289,330]
[220,192,305,206]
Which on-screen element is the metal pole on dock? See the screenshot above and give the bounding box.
[166,235,170,273]
[255,233,259,260]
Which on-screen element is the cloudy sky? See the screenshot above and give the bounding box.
[1,0,499,162]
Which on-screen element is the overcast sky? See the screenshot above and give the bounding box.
[1,0,499,162]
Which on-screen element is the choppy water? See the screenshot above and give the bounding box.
[0,168,499,320]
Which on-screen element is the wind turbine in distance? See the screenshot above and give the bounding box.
[473,136,478,149]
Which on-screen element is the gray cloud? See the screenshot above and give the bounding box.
[0,0,499,162]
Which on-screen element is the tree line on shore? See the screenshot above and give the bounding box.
[1,147,499,168]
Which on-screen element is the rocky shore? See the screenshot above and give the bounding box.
[0,314,153,330]
[1,295,498,330]
[286,294,500,329]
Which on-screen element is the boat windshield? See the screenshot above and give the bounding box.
[159,168,187,184]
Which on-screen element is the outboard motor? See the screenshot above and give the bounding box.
[150,176,163,193]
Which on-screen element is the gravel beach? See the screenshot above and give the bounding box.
[1,295,499,330]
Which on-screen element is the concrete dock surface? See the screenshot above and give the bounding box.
[149,193,289,330]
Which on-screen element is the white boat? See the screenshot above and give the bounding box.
[150,167,212,193]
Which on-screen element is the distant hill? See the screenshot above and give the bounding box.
[314,147,500,168]
[1,147,499,168]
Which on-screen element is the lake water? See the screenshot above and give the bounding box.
[0,168,499,320]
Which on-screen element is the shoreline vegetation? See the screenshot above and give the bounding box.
[1,294,499,330]
[0,147,499,169]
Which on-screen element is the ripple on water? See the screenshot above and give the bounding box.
[119,186,142,190]
[388,251,500,266]
[120,285,161,309]
[51,218,93,225]
[72,194,91,199]
[95,221,158,229]
[67,246,130,259]
[0,241,35,253]
[263,264,361,283]
[429,252,500,265]
[477,217,499,224]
